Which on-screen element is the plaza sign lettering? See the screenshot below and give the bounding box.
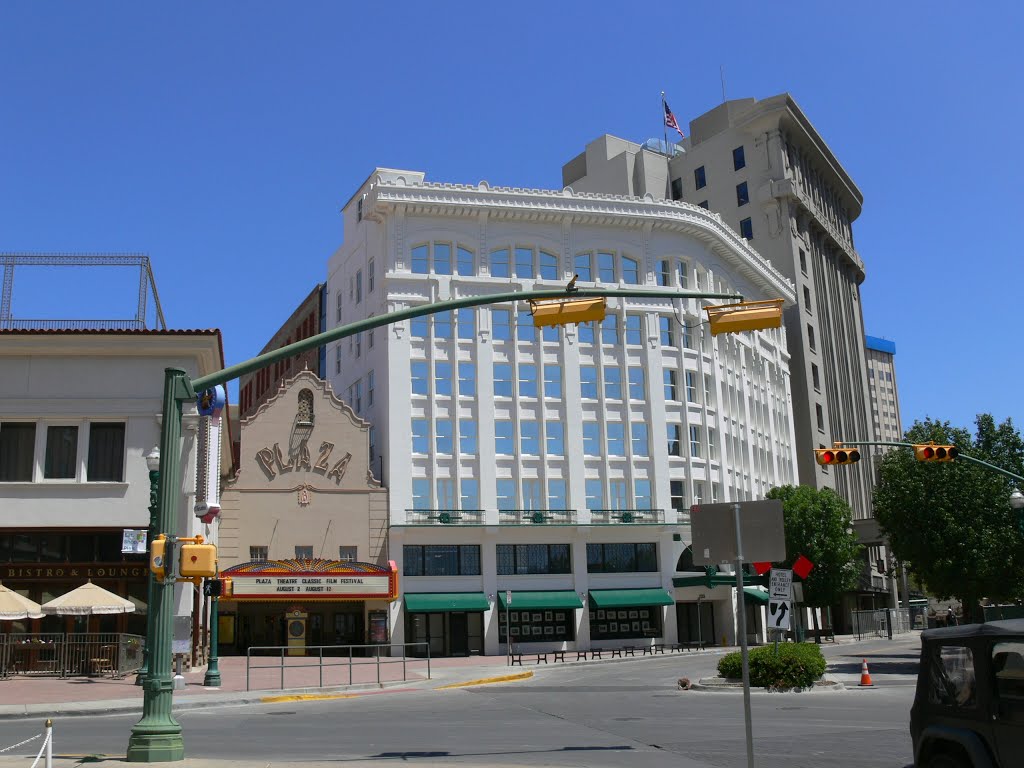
[229,574,395,600]
[254,437,353,484]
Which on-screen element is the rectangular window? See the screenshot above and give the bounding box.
[631,422,649,456]
[544,364,563,398]
[368,258,375,293]
[597,252,615,283]
[412,419,430,454]
[520,478,543,510]
[338,546,358,562]
[547,478,567,510]
[657,259,671,286]
[608,478,628,509]
[434,311,453,339]
[369,426,376,463]
[624,315,642,345]
[694,166,706,190]
[411,316,429,339]
[628,367,645,400]
[493,363,513,397]
[368,326,374,349]
[461,478,480,510]
[459,419,477,455]
[496,478,517,510]
[736,181,749,207]
[693,481,704,504]
[659,316,675,347]
[586,543,658,573]
[542,323,560,343]
[685,371,698,402]
[704,374,714,407]
[412,245,429,274]
[456,246,474,276]
[435,419,453,454]
[520,420,540,455]
[622,257,639,285]
[671,177,683,200]
[457,308,475,340]
[808,324,816,351]
[812,363,820,391]
[516,310,536,342]
[634,479,652,509]
[546,421,565,456]
[740,217,753,240]
[434,362,452,397]
[496,544,571,575]
[515,247,534,278]
[539,251,558,280]
[803,285,812,311]
[434,243,452,275]
[249,546,268,562]
[295,545,314,560]
[607,423,626,456]
[677,262,689,289]
[733,145,745,171]
[86,423,125,482]
[583,422,601,456]
[667,424,682,456]
[336,290,343,323]
[816,403,825,431]
[412,478,431,509]
[601,314,619,345]
[495,420,515,455]
[436,478,456,509]
[707,428,717,460]
[799,248,807,275]
[458,362,476,397]
[604,366,622,400]
[355,332,362,358]
[580,366,598,399]
[335,345,341,374]
[670,480,685,513]
[411,361,429,395]
[44,425,78,479]
[689,426,701,458]
[404,545,481,577]
[664,370,678,401]
[578,320,596,345]
[574,253,592,282]
[355,270,363,303]
[519,363,538,398]
[585,479,604,511]
[489,248,511,279]
[492,309,512,341]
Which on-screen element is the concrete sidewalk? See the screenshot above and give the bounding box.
[0,760,512,768]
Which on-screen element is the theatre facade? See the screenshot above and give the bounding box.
[217,370,395,654]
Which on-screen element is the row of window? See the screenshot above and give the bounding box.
[409,476,656,512]
[402,542,658,576]
[411,415,715,459]
[0,422,126,483]
[345,370,375,415]
[247,546,358,562]
[497,605,665,643]
[0,532,145,563]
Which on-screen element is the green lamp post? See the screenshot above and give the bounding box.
[127,368,187,762]
[135,446,160,686]
[203,583,221,687]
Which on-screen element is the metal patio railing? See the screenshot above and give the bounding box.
[0,632,144,678]
[244,642,430,691]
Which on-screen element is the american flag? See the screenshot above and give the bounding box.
[664,100,684,140]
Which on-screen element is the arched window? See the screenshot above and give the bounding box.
[675,546,704,573]
[297,389,314,426]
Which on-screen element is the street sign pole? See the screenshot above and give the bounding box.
[505,590,512,667]
[733,501,755,768]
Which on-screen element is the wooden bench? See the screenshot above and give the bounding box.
[576,651,588,661]
[624,646,636,656]
[510,653,523,666]
[534,653,548,664]
[590,649,603,660]
[610,648,622,658]
[552,651,566,662]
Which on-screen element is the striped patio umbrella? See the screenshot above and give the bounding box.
[0,582,44,620]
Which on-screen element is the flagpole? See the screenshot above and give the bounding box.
[661,91,669,155]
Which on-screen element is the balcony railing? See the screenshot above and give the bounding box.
[403,509,485,526]
[498,509,577,525]
[589,508,665,524]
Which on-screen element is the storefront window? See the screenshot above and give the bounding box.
[586,542,658,573]
[496,544,571,575]
[589,606,662,641]
[403,545,481,576]
[499,608,575,643]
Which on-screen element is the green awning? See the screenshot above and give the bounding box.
[589,588,674,608]
[497,590,584,611]
[743,587,770,605]
[404,592,489,613]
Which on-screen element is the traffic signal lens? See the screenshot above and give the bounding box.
[822,450,835,464]
[923,447,935,459]
[948,447,959,459]
[849,449,861,463]
[836,450,848,462]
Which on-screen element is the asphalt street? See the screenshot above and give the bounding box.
[0,635,921,768]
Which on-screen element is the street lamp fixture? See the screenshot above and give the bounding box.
[1011,489,1024,535]
[135,447,160,686]
[145,446,161,473]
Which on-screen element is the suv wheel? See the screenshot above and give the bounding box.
[923,753,971,768]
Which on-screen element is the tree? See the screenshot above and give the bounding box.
[765,484,862,641]
[873,415,1024,620]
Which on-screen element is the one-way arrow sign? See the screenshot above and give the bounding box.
[769,599,791,630]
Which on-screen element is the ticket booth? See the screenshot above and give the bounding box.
[286,606,308,656]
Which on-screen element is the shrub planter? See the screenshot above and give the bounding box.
[686,644,841,692]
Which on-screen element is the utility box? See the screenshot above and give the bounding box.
[179,543,218,577]
[149,537,167,580]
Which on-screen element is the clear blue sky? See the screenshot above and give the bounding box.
[2,2,1021,437]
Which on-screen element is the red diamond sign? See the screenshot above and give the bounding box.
[793,555,814,579]
[753,562,772,576]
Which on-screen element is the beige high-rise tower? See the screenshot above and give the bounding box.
[563,94,877,527]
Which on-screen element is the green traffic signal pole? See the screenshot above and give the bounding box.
[127,285,741,761]
[837,440,1024,484]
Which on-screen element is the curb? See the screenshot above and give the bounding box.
[688,675,845,693]
[435,671,533,689]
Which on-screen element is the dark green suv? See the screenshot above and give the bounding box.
[911,619,1024,767]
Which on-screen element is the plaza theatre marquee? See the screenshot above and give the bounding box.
[223,558,399,602]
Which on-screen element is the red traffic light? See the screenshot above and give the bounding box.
[815,447,860,465]
[913,444,959,463]
[819,450,835,464]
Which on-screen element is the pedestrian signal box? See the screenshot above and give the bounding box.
[149,535,167,580]
[179,543,218,577]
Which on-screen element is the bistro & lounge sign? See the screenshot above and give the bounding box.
[3,564,147,580]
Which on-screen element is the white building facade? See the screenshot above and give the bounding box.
[327,170,797,656]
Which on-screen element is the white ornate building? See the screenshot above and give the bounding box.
[326,170,797,656]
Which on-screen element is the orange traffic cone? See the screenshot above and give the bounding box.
[858,658,874,687]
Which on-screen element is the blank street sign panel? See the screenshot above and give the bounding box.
[690,500,786,565]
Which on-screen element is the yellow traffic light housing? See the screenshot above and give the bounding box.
[179,543,218,578]
[149,535,167,581]
[704,299,784,336]
[913,443,959,462]
[529,297,607,328]
[814,444,861,466]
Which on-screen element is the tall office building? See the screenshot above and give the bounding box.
[563,94,877,529]
[327,168,797,656]
[864,336,902,444]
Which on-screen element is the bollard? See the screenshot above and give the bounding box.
[45,719,52,768]
[172,654,186,691]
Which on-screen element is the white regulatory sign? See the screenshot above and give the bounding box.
[768,599,792,630]
[505,590,512,606]
[769,568,793,600]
